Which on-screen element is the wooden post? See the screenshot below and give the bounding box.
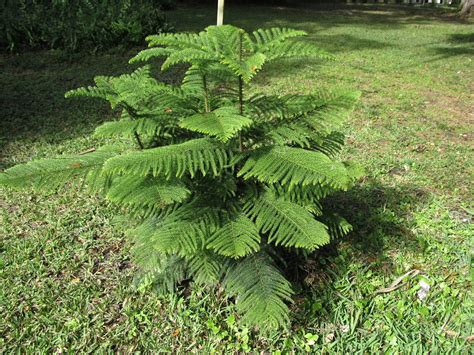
[217,0,224,26]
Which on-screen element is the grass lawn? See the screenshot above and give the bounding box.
[1,4,473,352]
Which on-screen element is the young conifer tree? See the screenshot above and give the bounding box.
[0,25,362,330]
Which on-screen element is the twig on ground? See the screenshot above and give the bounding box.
[375,269,421,294]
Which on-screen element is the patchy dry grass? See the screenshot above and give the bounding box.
[0,5,472,352]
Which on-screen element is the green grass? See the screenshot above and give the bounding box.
[1,4,473,352]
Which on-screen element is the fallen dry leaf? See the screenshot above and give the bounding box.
[325,333,335,342]
[444,330,459,338]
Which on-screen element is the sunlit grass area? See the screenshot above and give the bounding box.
[1,5,472,352]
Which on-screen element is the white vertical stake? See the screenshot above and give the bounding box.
[217,0,224,26]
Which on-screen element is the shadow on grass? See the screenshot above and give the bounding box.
[449,32,474,43]
[327,182,428,260]
[427,32,474,59]
[0,52,129,148]
[309,34,393,53]
[276,181,433,336]
[283,181,430,288]
[249,28,395,86]
[168,4,466,33]
[0,49,188,169]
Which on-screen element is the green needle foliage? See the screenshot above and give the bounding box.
[0,25,362,330]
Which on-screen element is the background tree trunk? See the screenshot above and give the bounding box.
[460,0,473,15]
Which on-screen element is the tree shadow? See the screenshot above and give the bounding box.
[0,50,182,168]
[449,32,474,44]
[431,45,474,57]
[308,34,393,53]
[279,180,434,335]
[326,181,429,263]
[0,51,128,161]
[427,32,474,59]
[168,4,467,33]
[285,181,431,289]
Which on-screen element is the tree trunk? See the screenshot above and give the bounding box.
[460,0,473,15]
